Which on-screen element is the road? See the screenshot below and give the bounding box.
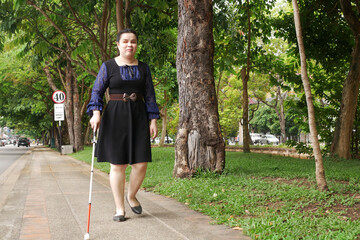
[0,145,31,176]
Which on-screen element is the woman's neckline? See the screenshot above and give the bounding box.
[113,57,139,67]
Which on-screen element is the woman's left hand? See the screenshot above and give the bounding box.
[150,119,158,140]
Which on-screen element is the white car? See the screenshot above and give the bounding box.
[150,137,160,144]
[250,133,263,144]
[227,139,236,145]
[164,136,173,144]
[262,134,279,145]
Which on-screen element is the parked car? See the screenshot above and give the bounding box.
[250,133,263,144]
[227,139,236,145]
[164,136,173,144]
[18,138,30,147]
[262,134,280,145]
[150,137,160,144]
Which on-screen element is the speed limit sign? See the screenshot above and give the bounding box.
[52,90,66,104]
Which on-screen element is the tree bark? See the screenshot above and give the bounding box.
[174,0,225,178]
[279,89,286,143]
[64,61,75,148]
[125,0,131,28]
[292,0,328,191]
[116,0,124,32]
[160,86,168,147]
[72,71,83,151]
[241,67,250,151]
[160,107,167,147]
[330,0,360,159]
[242,0,251,153]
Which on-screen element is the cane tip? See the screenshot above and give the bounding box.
[84,233,90,240]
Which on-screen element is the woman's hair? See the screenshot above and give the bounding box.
[116,29,138,42]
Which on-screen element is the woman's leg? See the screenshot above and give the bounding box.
[127,162,147,206]
[109,163,127,215]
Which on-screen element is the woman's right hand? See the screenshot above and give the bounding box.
[90,110,101,131]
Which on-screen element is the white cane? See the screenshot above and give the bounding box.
[84,129,97,240]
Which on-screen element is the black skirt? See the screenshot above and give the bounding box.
[95,99,151,165]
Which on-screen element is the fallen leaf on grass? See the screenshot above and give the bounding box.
[232,227,243,231]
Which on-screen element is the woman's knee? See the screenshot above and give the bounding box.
[110,163,127,173]
[131,162,147,171]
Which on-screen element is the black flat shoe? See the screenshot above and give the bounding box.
[113,212,126,222]
[126,196,142,214]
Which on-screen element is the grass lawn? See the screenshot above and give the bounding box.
[70,147,360,240]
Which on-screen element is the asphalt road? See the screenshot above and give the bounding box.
[0,145,30,176]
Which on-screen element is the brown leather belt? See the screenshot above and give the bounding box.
[110,93,143,102]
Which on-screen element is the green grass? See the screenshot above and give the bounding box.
[70,147,360,240]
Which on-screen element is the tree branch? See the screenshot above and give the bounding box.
[249,101,260,122]
[340,0,360,35]
[56,64,66,88]
[27,0,72,49]
[43,66,58,92]
[65,0,110,60]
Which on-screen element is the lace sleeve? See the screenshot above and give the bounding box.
[144,64,160,120]
[86,63,109,117]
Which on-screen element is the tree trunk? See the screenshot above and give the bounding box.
[242,0,251,153]
[160,107,167,147]
[174,0,225,178]
[238,120,243,145]
[125,0,131,28]
[72,71,83,151]
[241,67,250,151]
[64,61,75,148]
[116,0,124,32]
[84,124,91,145]
[292,0,328,191]
[160,87,168,147]
[330,0,360,159]
[44,61,83,152]
[279,97,286,143]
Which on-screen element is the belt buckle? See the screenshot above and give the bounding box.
[123,93,128,102]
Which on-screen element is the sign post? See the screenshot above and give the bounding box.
[52,90,66,154]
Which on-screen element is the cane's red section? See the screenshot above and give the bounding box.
[86,203,91,233]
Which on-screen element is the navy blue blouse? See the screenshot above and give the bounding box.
[87,61,160,120]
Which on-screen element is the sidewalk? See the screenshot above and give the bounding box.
[0,146,250,240]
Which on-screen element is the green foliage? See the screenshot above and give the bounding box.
[251,101,302,139]
[286,140,314,158]
[0,37,52,137]
[251,104,279,134]
[272,0,358,152]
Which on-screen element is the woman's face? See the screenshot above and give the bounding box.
[117,33,138,59]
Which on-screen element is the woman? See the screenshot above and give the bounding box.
[87,29,159,222]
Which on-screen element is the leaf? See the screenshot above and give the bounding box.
[232,226,243,231]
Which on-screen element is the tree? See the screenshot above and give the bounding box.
[174,0,225,178]
[275,0,359,158]
[330,0,360,159]
[0,38,53,142]
[213,0,276,150]
[255,80,288,143]
[292,0,328,191]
